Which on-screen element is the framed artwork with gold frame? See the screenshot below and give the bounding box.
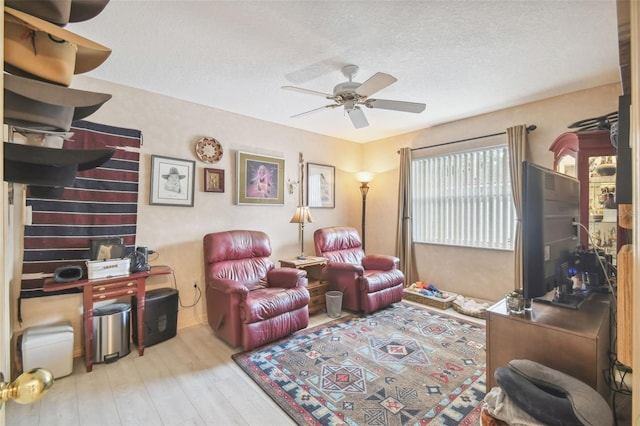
[204,168,224,193]
[236,151,284,205]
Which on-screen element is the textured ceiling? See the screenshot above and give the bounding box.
[68,0,621,143]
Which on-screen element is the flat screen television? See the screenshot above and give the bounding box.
[522,161,582,308]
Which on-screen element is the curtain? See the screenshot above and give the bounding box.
[20,120,142,300]
[396,147,413,286]
[507,125,528,291]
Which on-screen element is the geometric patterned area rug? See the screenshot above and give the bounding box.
[232,302,486,425]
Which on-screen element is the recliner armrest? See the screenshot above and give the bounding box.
[326,262,364,275]
[267,267,307,289]
[207,277,250,296]
[362,254,399,271]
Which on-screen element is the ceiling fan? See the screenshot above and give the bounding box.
[282,65,426,129]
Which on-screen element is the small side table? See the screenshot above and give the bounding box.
[44,265,173,372]
[279,257,328,314]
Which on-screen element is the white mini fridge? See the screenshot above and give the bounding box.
[22,323,74,378]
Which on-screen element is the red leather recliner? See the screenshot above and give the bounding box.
[313,226,404,314]
[203,230,310,350]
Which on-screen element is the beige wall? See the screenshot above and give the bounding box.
[362,83,621,302]
[10,78,621,356]
[11,76,364,355]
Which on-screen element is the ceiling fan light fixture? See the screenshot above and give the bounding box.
[344,100,356,111]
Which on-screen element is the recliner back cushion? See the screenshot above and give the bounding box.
[314,226,365,264]
[204,230,275,287]
[210,257,274,288]
[204,230,272,262]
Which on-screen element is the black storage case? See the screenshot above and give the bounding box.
[132,288,178,347]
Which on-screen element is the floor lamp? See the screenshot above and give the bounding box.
[356,172,373,252]
[290,205,313,259]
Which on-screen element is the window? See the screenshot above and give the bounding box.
[412,145,515,250]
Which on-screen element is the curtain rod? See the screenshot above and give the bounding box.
[404,124,537,153]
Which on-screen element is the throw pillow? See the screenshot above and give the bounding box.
[495,366,581,425]
[508,359,613,426]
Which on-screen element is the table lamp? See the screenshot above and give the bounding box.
[290,206,313,259]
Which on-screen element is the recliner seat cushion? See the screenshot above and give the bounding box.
[361,283,404,314]
[362,269,404,292]
[243,287,310,323]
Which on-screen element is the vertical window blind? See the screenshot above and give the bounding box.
[412,145,515,250]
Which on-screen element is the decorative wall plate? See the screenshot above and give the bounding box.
[195,137,223,163]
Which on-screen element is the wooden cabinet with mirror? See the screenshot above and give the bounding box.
[549,130,621,265]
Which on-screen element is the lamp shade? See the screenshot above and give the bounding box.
[356,171,374,183]
[290,206,313,224]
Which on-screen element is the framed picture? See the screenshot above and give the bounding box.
[204,168,225,193]
[307,162,335,208]
[150,155,195,207]
[237,151,285,205]
[89,238,125,261]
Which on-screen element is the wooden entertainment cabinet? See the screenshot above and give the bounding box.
[485,294,611,399]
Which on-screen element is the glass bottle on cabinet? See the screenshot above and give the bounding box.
[549,130,618,265]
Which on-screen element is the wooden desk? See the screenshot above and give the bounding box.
[279,257,328,314]
[485,294,611,399]
[44,266,173,372]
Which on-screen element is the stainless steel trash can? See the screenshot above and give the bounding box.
[93,303,131,364]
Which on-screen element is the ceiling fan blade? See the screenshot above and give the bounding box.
[282,86,333,98]
[291,104,339,118]
[355,72,397,97]
[366,98,426,113]
[347,107,369,129]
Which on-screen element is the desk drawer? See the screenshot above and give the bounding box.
[93,280,137,293]
[93,287,137,301]
[92,280,138,301]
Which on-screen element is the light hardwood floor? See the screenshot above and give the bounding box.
[6,303,483,426]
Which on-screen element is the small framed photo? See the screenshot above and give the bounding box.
[204,168,225,193]
[89,238,125,261]
[307,162,335,208]
[236,151,285,205]
[150,155,195,207]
